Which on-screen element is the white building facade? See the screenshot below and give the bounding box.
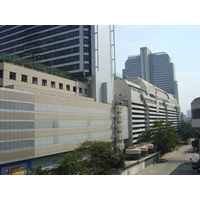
[115,77,181,146]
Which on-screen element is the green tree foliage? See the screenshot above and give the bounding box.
[0,57,75,81]
[177,121,197,143]
[75,140,125,175]
[30,140,125,175]
[27,165,49,175]
[138,121,179,154]
[52,150,89,175]
[192,139,199,149]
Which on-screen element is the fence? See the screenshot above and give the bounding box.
[113,151,161,175]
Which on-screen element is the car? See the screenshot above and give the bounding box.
[192,159,200,169]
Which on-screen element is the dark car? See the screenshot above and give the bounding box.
[192,159,200,169]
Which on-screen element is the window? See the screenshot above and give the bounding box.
[84,64,89,69]
[42,79,47,86]
[66,85,70,91]
[10,72,16,80]
[0,70,3,78]
[59,83,63,89]
[21,74,27,82]
[73,86,76,92]
[84,55,89,61]
[58,64,79,71]
[84,31,89,36]
[85,89,88,94]
[84,47,89,52]
[51,81,55,88]
[83,25,90,29]
[84,39,89,44]
[79,88,82,93]
[32,77,38,84]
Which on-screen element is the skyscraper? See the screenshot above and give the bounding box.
[0,25,116,104]
[0,26,84,73]
[123,47,178,100]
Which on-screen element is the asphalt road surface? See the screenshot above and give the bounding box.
[136,143,200,175]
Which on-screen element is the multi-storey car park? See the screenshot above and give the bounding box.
[115,77,181,145]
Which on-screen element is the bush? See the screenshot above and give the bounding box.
[14,61,23,66]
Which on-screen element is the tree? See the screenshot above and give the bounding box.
[177,121,197,143]
[27,165,49,175]
[52,150,89,175]
[192,139,199,149]
[138,121,179,154]
[27,141,125,175]
[52,140,125,175]
[75,140,125,175]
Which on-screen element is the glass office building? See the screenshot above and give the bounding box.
[0,25,116,104]
[149,52,175,96]
[123,47,178,100]
[123,55,141,78]
[0,25,93,75]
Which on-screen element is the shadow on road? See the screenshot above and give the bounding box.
[170,162,200,175]
[184,150,196,154]
[157,159,168,163]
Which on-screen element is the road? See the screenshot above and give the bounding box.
[136,143,200,175]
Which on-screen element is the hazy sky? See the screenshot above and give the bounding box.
[114,25,200,115]
[2,1,199,115]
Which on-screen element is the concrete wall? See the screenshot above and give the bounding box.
[191,97,200,133]
[113,152,161,175]
[0,87,129,166]
[1,62,91,100]
[91,25,115,104]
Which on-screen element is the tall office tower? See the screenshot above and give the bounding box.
[187,110,191,117]
[149,52,175,97]
[123,47,178,100]
[0,25,115,104]
[140,47,152,82]
[123,55,141,78]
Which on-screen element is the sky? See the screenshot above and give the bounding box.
[114,25,200,115]
[1,1,200,116]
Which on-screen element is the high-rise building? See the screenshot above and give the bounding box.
[123,47,178,101]
[0,25,116,104]
[187,110,191,117]
[0,25,93,74]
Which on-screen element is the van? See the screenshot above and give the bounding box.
[192,159,200,169]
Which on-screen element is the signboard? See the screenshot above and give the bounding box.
[4,166,25,175]
[11,167,25,175]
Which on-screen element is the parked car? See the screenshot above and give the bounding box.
[192,159,200,169]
